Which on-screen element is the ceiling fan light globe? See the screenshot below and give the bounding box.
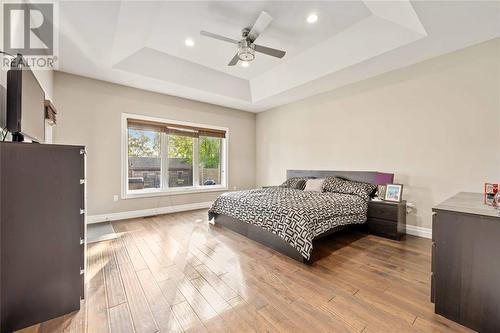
[238,40,255,62]
[238,52,255,62]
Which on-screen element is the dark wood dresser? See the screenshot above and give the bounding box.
[432,192,500,333]
[367,200,406,240]
[0,142,86,332]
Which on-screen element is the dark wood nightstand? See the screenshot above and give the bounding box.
[367,200,406,240]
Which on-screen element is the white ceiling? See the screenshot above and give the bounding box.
[56,1,500,112]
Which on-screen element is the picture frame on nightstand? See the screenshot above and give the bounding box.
[385,184,403,202]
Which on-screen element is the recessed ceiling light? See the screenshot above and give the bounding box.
[307,13,318,24]
[184,38,195,47]
[241,61,250,68]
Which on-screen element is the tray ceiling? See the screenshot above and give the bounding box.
[56,1,500,112]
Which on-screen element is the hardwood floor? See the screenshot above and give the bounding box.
[17,209,473,333]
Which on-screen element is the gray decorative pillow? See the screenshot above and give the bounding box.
[304,178,325,192]
[279,177,313,190]
[322,177,377,200]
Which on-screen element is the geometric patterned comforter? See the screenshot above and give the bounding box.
[208,187,369,260]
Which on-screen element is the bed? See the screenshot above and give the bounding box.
[208,170,394,263]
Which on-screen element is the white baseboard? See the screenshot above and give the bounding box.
[406,224,432,239]
[87,201,213,224]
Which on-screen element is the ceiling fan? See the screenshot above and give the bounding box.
[200,11,286,66]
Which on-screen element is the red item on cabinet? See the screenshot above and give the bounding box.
[484,183,499,205]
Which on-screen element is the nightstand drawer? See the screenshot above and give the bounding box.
[367,218,398,239]
[368,203,398,220]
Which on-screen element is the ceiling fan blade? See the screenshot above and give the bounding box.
[248,11,273,42]
[228,53,239,66]
[200,31,239,44]
[254,44,286,58]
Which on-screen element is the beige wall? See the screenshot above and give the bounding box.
[257,38,500,229]
[54,72,256,216]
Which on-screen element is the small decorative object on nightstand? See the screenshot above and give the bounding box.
[367,200,406,240]
[376,184,386,200]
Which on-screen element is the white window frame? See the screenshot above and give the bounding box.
[121,113,228,199]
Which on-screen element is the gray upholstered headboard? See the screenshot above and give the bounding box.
[286,170,394,185]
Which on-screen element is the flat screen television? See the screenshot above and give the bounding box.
[7,55,45,143]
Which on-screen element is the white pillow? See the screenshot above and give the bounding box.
[304,178,325,192]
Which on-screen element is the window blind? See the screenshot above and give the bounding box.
[127,119,226,138]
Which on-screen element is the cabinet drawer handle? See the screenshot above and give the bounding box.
[80,237,85,245]
[80,268,85,275]
[80,209,85,215]
[80,179,85,185]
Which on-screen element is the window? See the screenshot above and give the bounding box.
[123,114,227,197]
[127,128,161,190]
[198,136,222,186]
[168,134,193,188]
